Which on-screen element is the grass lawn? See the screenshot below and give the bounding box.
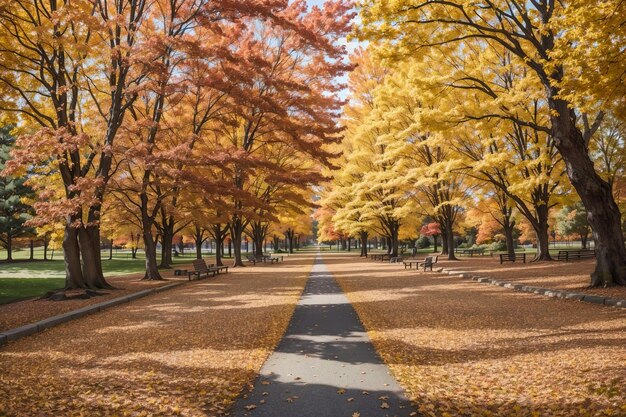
[0,278,66,304]
[0,251,227,305]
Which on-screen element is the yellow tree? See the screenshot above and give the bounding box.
[0,0,150,289]
[358,0,626,285]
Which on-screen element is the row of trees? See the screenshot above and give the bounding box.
[0,0,352,289]
[319,0,626,287]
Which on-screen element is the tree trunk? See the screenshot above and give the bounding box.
[43,235,49,261]
[78,225,111,288]
[444,222,457,260]
[6,231,11,262]
[194,226,203,260]
[215,238,223,267]
[29,240,34,260]
[141,206,162,280]
[532,205,552,261]
[581,233,588,250]
[503,219,516,256]
[109,239,113,260]
[230,221,245,267]
[360,231,369,257]
[433,235,439,254]
[142,228,162,280]
[63,224,84,290]
[550,98,626,286]
[160,222,174,268]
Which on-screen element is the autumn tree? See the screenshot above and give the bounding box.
[420,222,441,254]
[1,0,150,289]
[358,0,626,286]
[222,1,352,266]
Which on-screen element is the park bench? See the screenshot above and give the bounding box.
[261,254,279,263]
[557,249,595,262]
[419,256,434,271]
[246,255,261,265]
[404,255,438,270]
[390,256,404,263]
[457,248,485,257]
[379,254,391,262]
[403,260,420,269]
[499,253,526,264]
[188,259,218,280]
[264,253,283,262]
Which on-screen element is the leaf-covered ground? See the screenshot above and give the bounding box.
[326,254,626,417]
[435,257,626,300]
[0,273,183,331]
[0,255,312,416]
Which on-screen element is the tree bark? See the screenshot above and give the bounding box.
[29,240,34,260]
[285,229,295,254]
[230,220,245,267]
[160,222,174,268]
[532,205,552,261]
[6,231,11,262]
[63,224,85,290]
[503,219,516,257]
[141,207,162,280]
[359,231,369,257]
[549,99,626,285]
[581,233,588,250]
[433,234,439,254]
[43,235,49,261]
[193,225,204,260]
[444,221,457,260]
[78,225,111,288]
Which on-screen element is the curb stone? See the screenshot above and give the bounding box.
[0,281,184,347]
[439,268,626,309]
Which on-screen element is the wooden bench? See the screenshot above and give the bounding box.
[420,256,434,271]
[457,248,485,256]
[264,253,283,262]
[390,256,404,263]
[557,249,595,262]
[246,255,260,265]
[188,259,217,280]
[405,255,439,270]
[210,265,229,274]
[261,255,279,264]
[499,253,526,264]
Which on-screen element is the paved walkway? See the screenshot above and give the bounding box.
[231,255,414,417]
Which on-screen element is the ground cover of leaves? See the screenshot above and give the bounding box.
[0,271,187,332]
[0,255,312,416]
[325,253,626,417]
[435,257,626,300]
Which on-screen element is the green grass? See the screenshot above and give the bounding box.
[0,278,66,304]
[0,250,229,304]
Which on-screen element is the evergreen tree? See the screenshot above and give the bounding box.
[0,126,34,261]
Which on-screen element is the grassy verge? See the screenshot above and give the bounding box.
[0,278,66,304]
